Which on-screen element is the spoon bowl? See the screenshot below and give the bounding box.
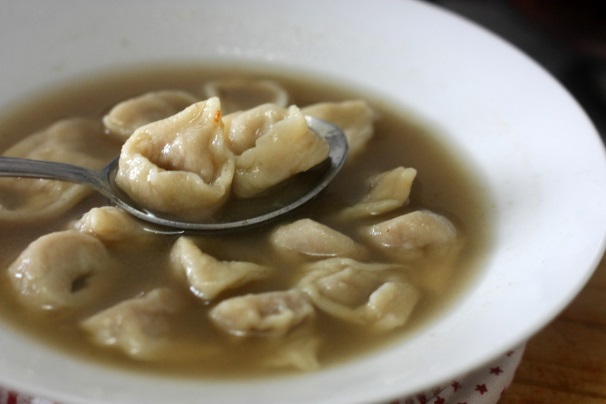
[0,116,348,233]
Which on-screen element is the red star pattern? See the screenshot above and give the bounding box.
[451,381,462,391]
[490,366,503,375]
[475,384,488,395]
[433,396,445,404]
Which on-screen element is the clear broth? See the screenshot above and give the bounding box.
[0,64,492,379]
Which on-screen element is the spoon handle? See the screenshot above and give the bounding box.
[0,156,109,193]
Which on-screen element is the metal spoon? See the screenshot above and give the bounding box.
[0,116,348,233]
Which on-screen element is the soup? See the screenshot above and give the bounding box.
[0,65,491,379]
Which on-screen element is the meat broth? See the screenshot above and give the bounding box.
[0,65,492,378]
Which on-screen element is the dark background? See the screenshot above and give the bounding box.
[422,0,606,140]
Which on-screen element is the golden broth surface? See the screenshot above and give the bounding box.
[0,65,492,379]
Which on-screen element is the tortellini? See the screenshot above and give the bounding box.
[229,104,329,198]
[103,90,199,142]
[299,258,419,331]
[7,230,112,310]
[263,335,321,371]
[202,79,289,114]
[302,100,376,159]
[73,206,154,244]
[363,210,458,253]
[115,98,236,220]
[270,218,366,260]
[0,118,113,222]
[222,103,292,155]
[338,167,417,219]
[209,290,315,337]
[81,288,183,360]
[362,210,463,294]
[170,237,270,300]
[115,99,329,218]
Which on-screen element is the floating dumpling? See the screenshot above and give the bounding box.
[0,118,113,222]
[270,218,366,260]
[115,98,235,220]
[170,237,270,300]
[73,206,155,244]
[103,90,199,142]
[7,230,111,310]
[263,334,321,371]
[363,210,457,252]
[299,258,419,331]
[202,79,288,114]
[302,100,376,159]
[209,290,315,337]
[338,167,417,219]
[81,288,183,360]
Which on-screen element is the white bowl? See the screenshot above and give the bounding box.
[1,1,606,403]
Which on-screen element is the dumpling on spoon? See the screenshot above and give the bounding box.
[115,97,235,221]
[225,104,330,198]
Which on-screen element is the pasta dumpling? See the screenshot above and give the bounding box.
[115,98,236,220]
[209,290,315,337]
[231,105,330,198]
[338,167,417,219]
[302,100,376,159]
[270,218,366,259]
[299,258,418,331]
[170,237,270,300]
[0,118,113,222]
[73,206,155,244]
[263,334,321,371]
[222,103,291,155]
[7,230,112,310]
[363,210,457,252]
[202,79,288,114]
[103,90,199,142]
[81,288,183,360]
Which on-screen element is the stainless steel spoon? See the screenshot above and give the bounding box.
[0,116,348,233]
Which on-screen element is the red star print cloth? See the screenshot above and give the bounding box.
[0,345,524,404]
[391,345,525,404]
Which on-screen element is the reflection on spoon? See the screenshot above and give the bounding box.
[0,117,348,233]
